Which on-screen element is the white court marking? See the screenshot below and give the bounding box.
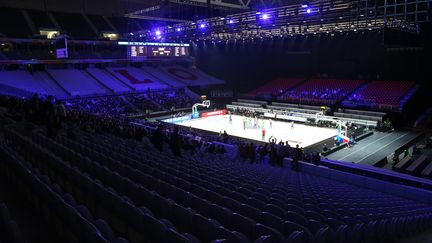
[169,114,338,147]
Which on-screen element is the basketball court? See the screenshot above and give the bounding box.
[166,114,338,147]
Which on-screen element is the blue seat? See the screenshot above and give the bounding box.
[76,205,94,221]
[191,214,220,242]
[165,228,194,243]
[215,226,250,242]
[230,192,248,204]
[145,214,169,241]
[247,198,266,210]
[285,204,304,216]
[190,195,211,215]
[346,223,364,243]
[284,211,308,227]
[238,204,262,221]
[251,193,268,203]
[285,231,308,243]
[228,213,256,240]
[171,203,194,231]
[253,235,273,243]
[94,219,116,241]
[221,196,241,211]
[205,190,223,205]
[174,187,192,207]
[260,212,284,233]
[208,204,233,226]
[254,223,285,242]
[5,220,26,243]
[305,211,327,223]
[282,221,313,239]
[264,204,286,218]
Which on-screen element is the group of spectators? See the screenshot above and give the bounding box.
[124,94,159,113]
[1,92,322,171]
[62,88,198,117]
[237,137,320,170]
[66,95,136,116]
[150,123,229,158]
[280,88,349,102]
[148,89,199,111]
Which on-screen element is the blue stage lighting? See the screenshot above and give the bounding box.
[261,14,269,20]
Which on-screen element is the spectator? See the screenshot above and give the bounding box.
[151,124,164,152]
[259,144,268,164]
[170,126,182,157]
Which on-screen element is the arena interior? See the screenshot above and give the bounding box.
[0,0,432,242]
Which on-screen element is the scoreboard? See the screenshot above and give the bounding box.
[119,42,190,59]
[128,46,189,58]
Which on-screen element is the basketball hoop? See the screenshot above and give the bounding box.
[192,100,211,118]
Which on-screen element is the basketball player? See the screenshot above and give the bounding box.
[291,121,294,132]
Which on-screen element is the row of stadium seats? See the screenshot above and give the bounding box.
[248,78,415,110]
[3,116,432,242]
[279,79,365,105]
[0,66,222,98]
[247,78,305,97]
[345,81,415,106]
[0,202,25,243]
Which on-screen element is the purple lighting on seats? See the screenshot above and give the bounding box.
[199,23,206,28]
[261,14,269,20]
[306,8,311,14]
[228,19,234,24]
[176,27,182,32]
[155,30,161,36]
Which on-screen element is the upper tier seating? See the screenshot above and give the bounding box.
[86,68,132,93]
[0,70,48,95]
[344,81,414,107]
[248,78,305,96]
[159,66,224,86]
[47,69,109,96]
[279,79,365,105]
[107,67,168,91]
[142,67,185,87]
[31,71,70,98]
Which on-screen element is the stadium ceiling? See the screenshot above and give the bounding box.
[128,0,427,42]
[124,0,298,21]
